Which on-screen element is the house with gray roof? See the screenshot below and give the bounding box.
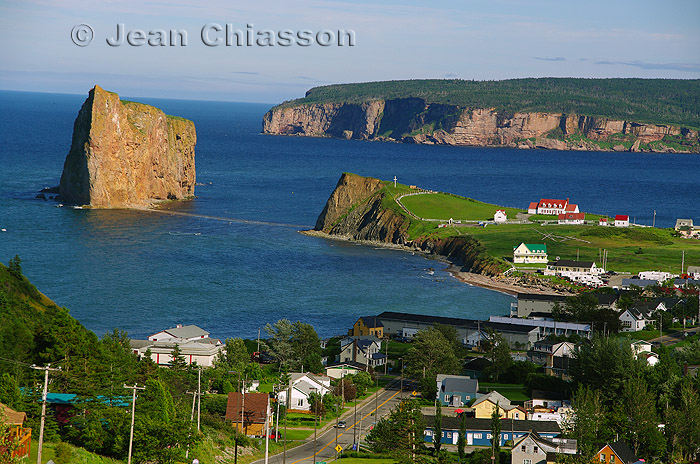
[436,374,479,407]
[149,324,209,341]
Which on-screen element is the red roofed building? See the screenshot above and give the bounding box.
[225,392,271,437]
[614,215,630,227]
[528,202,539,214]
[558,212,585,225]
[536,198,579,215]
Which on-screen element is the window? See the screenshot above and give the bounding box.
[600,454,606,462]
[474,433,482,439]
[534,447,538,454]
[521,446,526,453]
[445,394,449,401]
[524,460,532,464]
[447,432,452,438]
[610,456,615,463]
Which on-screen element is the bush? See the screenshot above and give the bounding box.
[54,442,73,464]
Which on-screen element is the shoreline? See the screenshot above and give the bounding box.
[301,229,573,297]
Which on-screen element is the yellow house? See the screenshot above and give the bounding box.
[513,243,548,264]
[471,391,526,419]
[348,316,384,338]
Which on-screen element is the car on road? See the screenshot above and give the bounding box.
[336,420,346,428]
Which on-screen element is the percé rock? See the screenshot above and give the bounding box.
[59,85,196,208]
[314,173,505,276]
[263,99,700,153]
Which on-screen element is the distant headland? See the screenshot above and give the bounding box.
[263,78,700,153]
[58,85,197,208]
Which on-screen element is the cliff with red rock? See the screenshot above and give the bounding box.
[263,99,700,153]
[59,85,196,208]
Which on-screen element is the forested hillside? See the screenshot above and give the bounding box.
[279,78,700,129]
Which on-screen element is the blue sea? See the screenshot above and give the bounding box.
[1,90,699,340]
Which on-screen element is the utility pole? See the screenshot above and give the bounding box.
[257,328,261,355]
[681,250,685,275]
[311,386,318,464]
[197,367,202,432]
[284,375,290,464]
[264,395,270,464]
[384,339,388,376]
[124,384,145,464]
[653,210,656,228]
[185,389,197,459]
[31,364,60,464]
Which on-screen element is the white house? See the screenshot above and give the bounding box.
[546,260,600,275]
[337,336,386,368]
[513,243,548,264]
[630,340,653,356]
[619,308,654,332]
[277,373,332,412]
[132,337,224,367]
[615,215,630,227]
[324,362,364,380]
[558,212,585,225]
[599,218,608,226]
[687,266,700,278]
[494,210,507,223]
[534,198,579,216]
[528,202,538,214]
[638,271,676,282]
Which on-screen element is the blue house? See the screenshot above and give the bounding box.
[424,415,561,447]
[436,375,479,407]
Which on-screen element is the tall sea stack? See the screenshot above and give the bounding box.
[59,85,196,208]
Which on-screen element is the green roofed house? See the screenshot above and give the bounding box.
[513,243,548,264]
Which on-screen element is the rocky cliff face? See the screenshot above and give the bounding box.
[314,173,505,275]
[59,85,196,208]
[263,99,700,153]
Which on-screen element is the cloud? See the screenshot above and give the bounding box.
[232,71,259,75]
[594,60,700,73]
[533,56,566,62]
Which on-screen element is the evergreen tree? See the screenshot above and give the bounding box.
[457,413,466,463]
[405,327,460,380]
[170,344,187,370]
[490,402,501,459]
[7,255,21,277]
[433,401,442,455]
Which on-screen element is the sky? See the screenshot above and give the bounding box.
[1,0,699,104]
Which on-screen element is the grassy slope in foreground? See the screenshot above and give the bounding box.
[279,78,700,129]
[375,179,700,275]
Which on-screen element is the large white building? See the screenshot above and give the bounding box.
[513,243,548,264]
[529,198,579,216]
[131,324,224,367]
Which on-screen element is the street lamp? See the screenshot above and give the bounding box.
[309,386,320,464]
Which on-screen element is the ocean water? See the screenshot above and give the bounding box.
[0,90,698,340]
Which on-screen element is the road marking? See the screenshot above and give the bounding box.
[288,388,403,464]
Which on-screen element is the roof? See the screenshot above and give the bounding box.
[225,392,269,424]
[590,293,619,306]
[442,377,479,394]
[360,316,383,328]
[604,440,638,464]
[325,361,366,371]
[687,265,700,273]
[557,212,585,220]
[528,202,538,209]
[517,293,567,302]
[564,204,578,212]
[621,278,658,288]
[531,390,567,401]
[464,357,491,370]
[538,199,568,208]
[550,260,594,268]
[513,243,547,253]
[0,403,26,425]
[615,215,629,221]
[472,391,511,408]
[484,321,539,334]
[425,415,561,434]
[377,311,480,329]
[151,324,209,339]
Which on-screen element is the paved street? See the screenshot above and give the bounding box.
[252,378,420,464]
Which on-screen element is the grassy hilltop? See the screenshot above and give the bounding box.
[279,78,700,129]
[348,177,700,275]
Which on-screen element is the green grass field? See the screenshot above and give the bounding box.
[356,177,700,275]
[400,193,521,221]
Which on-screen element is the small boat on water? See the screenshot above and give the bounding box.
[168,232,202,236]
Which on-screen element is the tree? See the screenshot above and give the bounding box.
[139,378,176,423]
[264,319,323,371]
[457,413,466,463]
[169,344,187,370]
[348,371,373,396]
[619,376,665,458]
[7,255,21,278]
[490,402,501,460]
[405,327,460,380]
[566,385,610,459]
[665,382,700,461]
[433,401,442,455]
[483,330,512,382]
[0,373,22,410]
[365,398,425,461]
[569,335,641,400]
